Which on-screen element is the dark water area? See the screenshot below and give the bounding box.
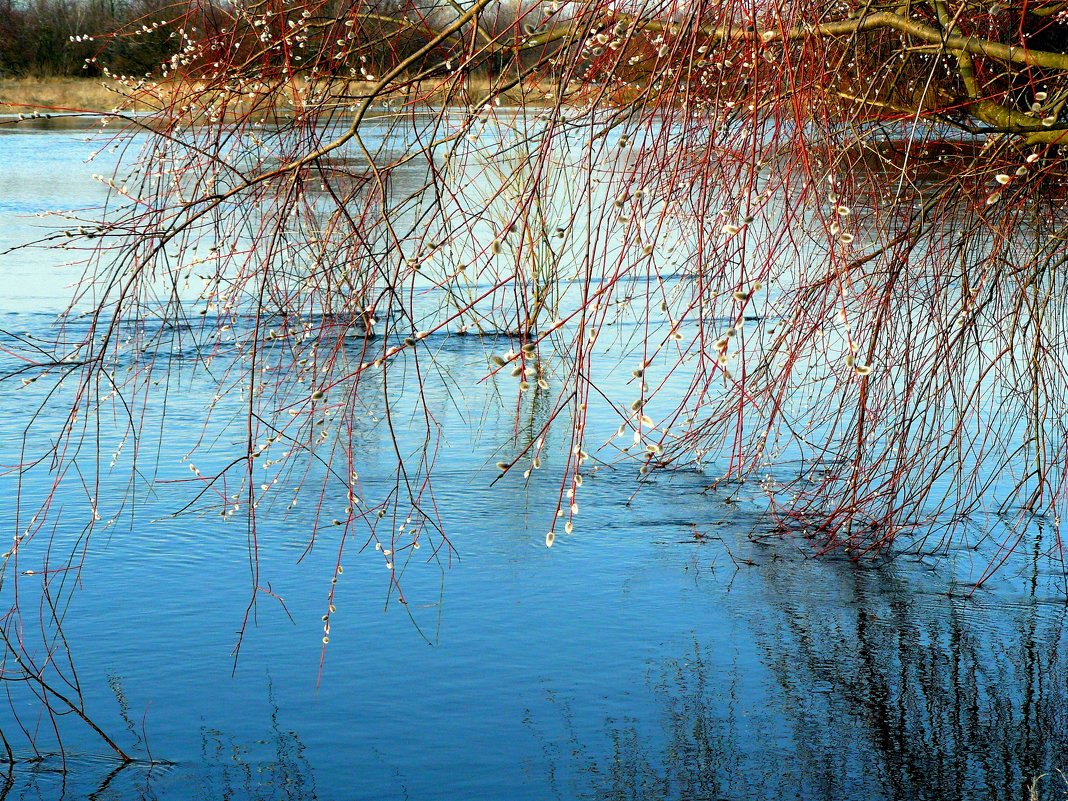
[0,122,1065,800]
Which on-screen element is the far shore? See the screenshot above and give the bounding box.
[0,77,151,113]
[0,75,568,117]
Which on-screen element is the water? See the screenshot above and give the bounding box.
[0,119,1065,800]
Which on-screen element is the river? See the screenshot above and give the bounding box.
[0,116,1064,800]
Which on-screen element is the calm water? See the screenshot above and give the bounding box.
[0,118,1065,800]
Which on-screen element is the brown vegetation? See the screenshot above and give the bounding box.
[0,74,555,114]
[0,76,150,112]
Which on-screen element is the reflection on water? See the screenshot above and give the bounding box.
[754,554,1066,801]
[521,537,1068,801]
[0,542,1064,801]
[0,697,317,801]
[0,122,1065,801]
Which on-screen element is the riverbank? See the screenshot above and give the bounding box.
[0,77,147,113]
[0,75,570,116]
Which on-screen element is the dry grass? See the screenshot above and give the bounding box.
[0,75,565,116]
[0,77,154,113]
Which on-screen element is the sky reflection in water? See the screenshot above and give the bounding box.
[0,120,1064,801]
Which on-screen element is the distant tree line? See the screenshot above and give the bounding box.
[0,0,177,76]
[0,0,527,79]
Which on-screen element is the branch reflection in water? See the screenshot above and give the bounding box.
[527,531,1067,801]
[0,686,316,801]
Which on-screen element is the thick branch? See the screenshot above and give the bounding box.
[621,10,1068,72]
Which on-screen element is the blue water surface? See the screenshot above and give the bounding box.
[0,117,1065,801]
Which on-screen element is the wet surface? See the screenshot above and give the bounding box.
[0,124,1064,801]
